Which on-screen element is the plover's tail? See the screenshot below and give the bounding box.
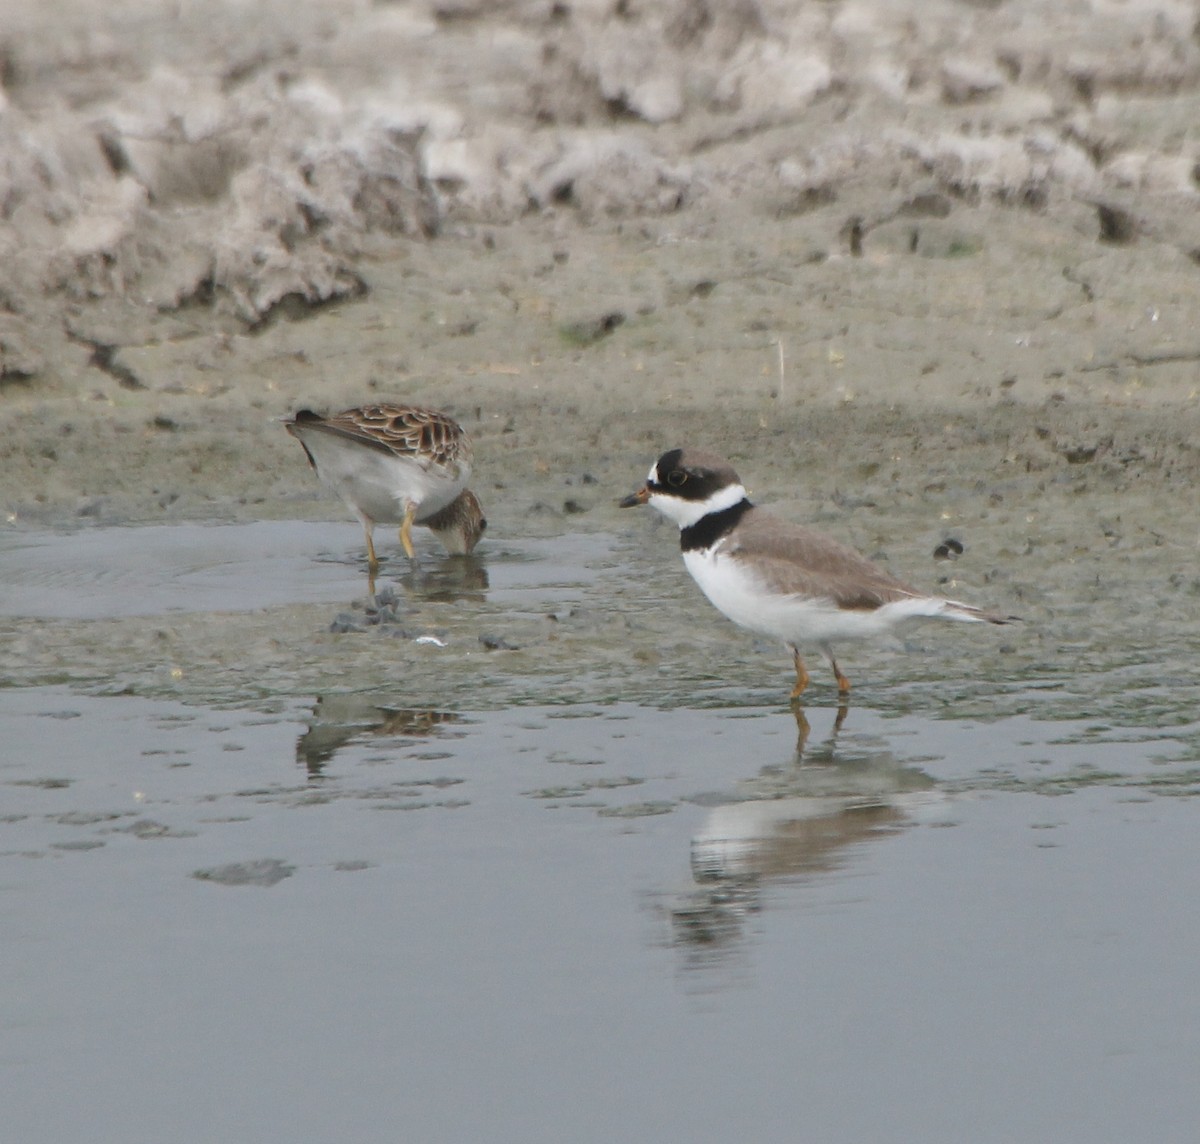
[877,594,1020,627]
[939,599,1019,625]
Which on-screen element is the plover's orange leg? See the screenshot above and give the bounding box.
[820,642,851,695]
[789,646,810,699]
[398,503,417,560]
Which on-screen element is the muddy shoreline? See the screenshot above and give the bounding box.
[2,2,1199,715]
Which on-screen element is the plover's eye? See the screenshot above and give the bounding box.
[667,470,688,488]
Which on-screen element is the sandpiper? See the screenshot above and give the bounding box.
[284,403,485,570]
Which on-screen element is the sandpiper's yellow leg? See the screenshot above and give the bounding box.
[364,527,379,573]
[398,504,416,559]
[789,647,810,699]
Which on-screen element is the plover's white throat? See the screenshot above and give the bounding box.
[284,403,485,570]
[621,447,1015,697]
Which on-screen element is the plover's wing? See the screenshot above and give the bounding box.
[725,510,921,611]
[730,510,1012,623]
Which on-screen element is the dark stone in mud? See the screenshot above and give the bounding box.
[559,310,625,345]
[480,634,520,651]
[1096,202,1137,244]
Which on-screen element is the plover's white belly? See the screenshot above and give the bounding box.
[684,547,901,645]
[302,433,468,524]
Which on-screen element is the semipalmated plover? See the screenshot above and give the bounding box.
[621,448,1014,697]
[284,404,485,569]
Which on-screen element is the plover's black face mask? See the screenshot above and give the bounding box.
[620,448,749,529]
[645,449,735,503]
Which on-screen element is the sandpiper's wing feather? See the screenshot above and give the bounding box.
[293,404,472,474]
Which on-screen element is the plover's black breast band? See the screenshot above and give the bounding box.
[680,498,753,552]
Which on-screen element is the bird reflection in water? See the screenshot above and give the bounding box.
[665,706,943,971]
[296,693,462,778]
[369,554,488,601]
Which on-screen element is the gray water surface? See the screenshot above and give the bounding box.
[2,684,1199,1144]
[1,520,1198,1143]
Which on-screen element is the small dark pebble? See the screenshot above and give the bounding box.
[561,310,625,345]
[933,538,965,561]
[480,634,520,651]
[330,613,363,633]
[1097,202,1137,244]
[360,591,410,627]
[563,499,586,515]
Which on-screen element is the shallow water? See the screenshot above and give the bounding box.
[0,521,604,619]
[2,520,1199,1143]
[3,684,1200,1144]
